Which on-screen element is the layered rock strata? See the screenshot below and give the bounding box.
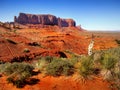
[14,13,76,27]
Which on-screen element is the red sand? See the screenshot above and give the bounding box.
[0,74,114,90]
[0,26,119,90]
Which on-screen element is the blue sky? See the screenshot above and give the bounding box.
[0,0,120,31]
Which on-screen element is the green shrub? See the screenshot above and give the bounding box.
[23,48,30,53]
[100,53,117,70]
[115,60,120,79]
[93,51,103,62]
[34,56,53,72]
[98,47,120,89]
[1,62,34,88]
[0,60,4,64]
[46,58,74,76]
[13,29,17,33]
[115,39,120,45]
[105,47,120,59]
[0,62,11,75]
[3,62,33,75]
[43,56,53,63]
[79,56,94,78]
[28,42,41,47]
[99,49,119,82]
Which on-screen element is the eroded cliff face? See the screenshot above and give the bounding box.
[14,13,76,27]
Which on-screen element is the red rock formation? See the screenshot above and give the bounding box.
[14,13,76,27]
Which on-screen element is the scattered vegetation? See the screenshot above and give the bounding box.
[100,53,117,81]
[64,50,81,65]
[34,56,74,76]
[0,62,34,88]
[79,56,94,78]
[34,56,53,72]
[0,60,4,64]
[115,39,120,45]
[46,58,74,76]
[100,53,117,70]
[94,47,120,89]
[23,48,30,53]
[28,42,41,47]
[13,29,17,33]
[0,46,120,89]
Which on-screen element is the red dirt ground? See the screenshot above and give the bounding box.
[0,74,114,90]
[0,26,119,90]
[0,26,118,62]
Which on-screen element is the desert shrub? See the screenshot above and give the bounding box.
[43,56,53,63]
[13,29,17,33]
[46,58,74,76]
[64,50,81,66]
[69,56,79,65]
[1,62,34,88]
[114,68,120,89]
[79,56,94,78]
[99,49,119,81]
[102,54,116,70]
[4,62,34,75]
[0,60,4,64]
[28,42,41,47]
[100,53,118,71]
[93,51,103,62]
[34,56,53,72]
[115,39,120,45]
[105,47,120,58]
[93,51,105,69]
[97,47,120,89]
[115,60,120,79]
[0,62,11,75]
[23,48,30,53]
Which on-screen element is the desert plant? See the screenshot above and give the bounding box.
[69,55,79,65]
[115,60,120,78]
[43,56,53,63]
[79,55,94,78]
[46,58,74,76]
[13,29,17,33]
[0,62,11,75]
[100,51,118,81]
[98,47,120,89]
[93,51,103,62]
[0,60,4,64]
[115,39,120,45]
[1,62,34,88]
[23,48,30,53]
[106,47,120,58]
[28,42,41,47]
[100,53,117,71]
[93,51,104,69]
[92,47,120,89]
[111,60,120,89]
[34,56,53,72]
[64,50,81,65]
[4,62,34,75]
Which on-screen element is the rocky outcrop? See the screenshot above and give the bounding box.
[14,13,76,27]
[0,21,27,29]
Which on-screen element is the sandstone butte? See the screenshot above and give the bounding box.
[14,13,76,27]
